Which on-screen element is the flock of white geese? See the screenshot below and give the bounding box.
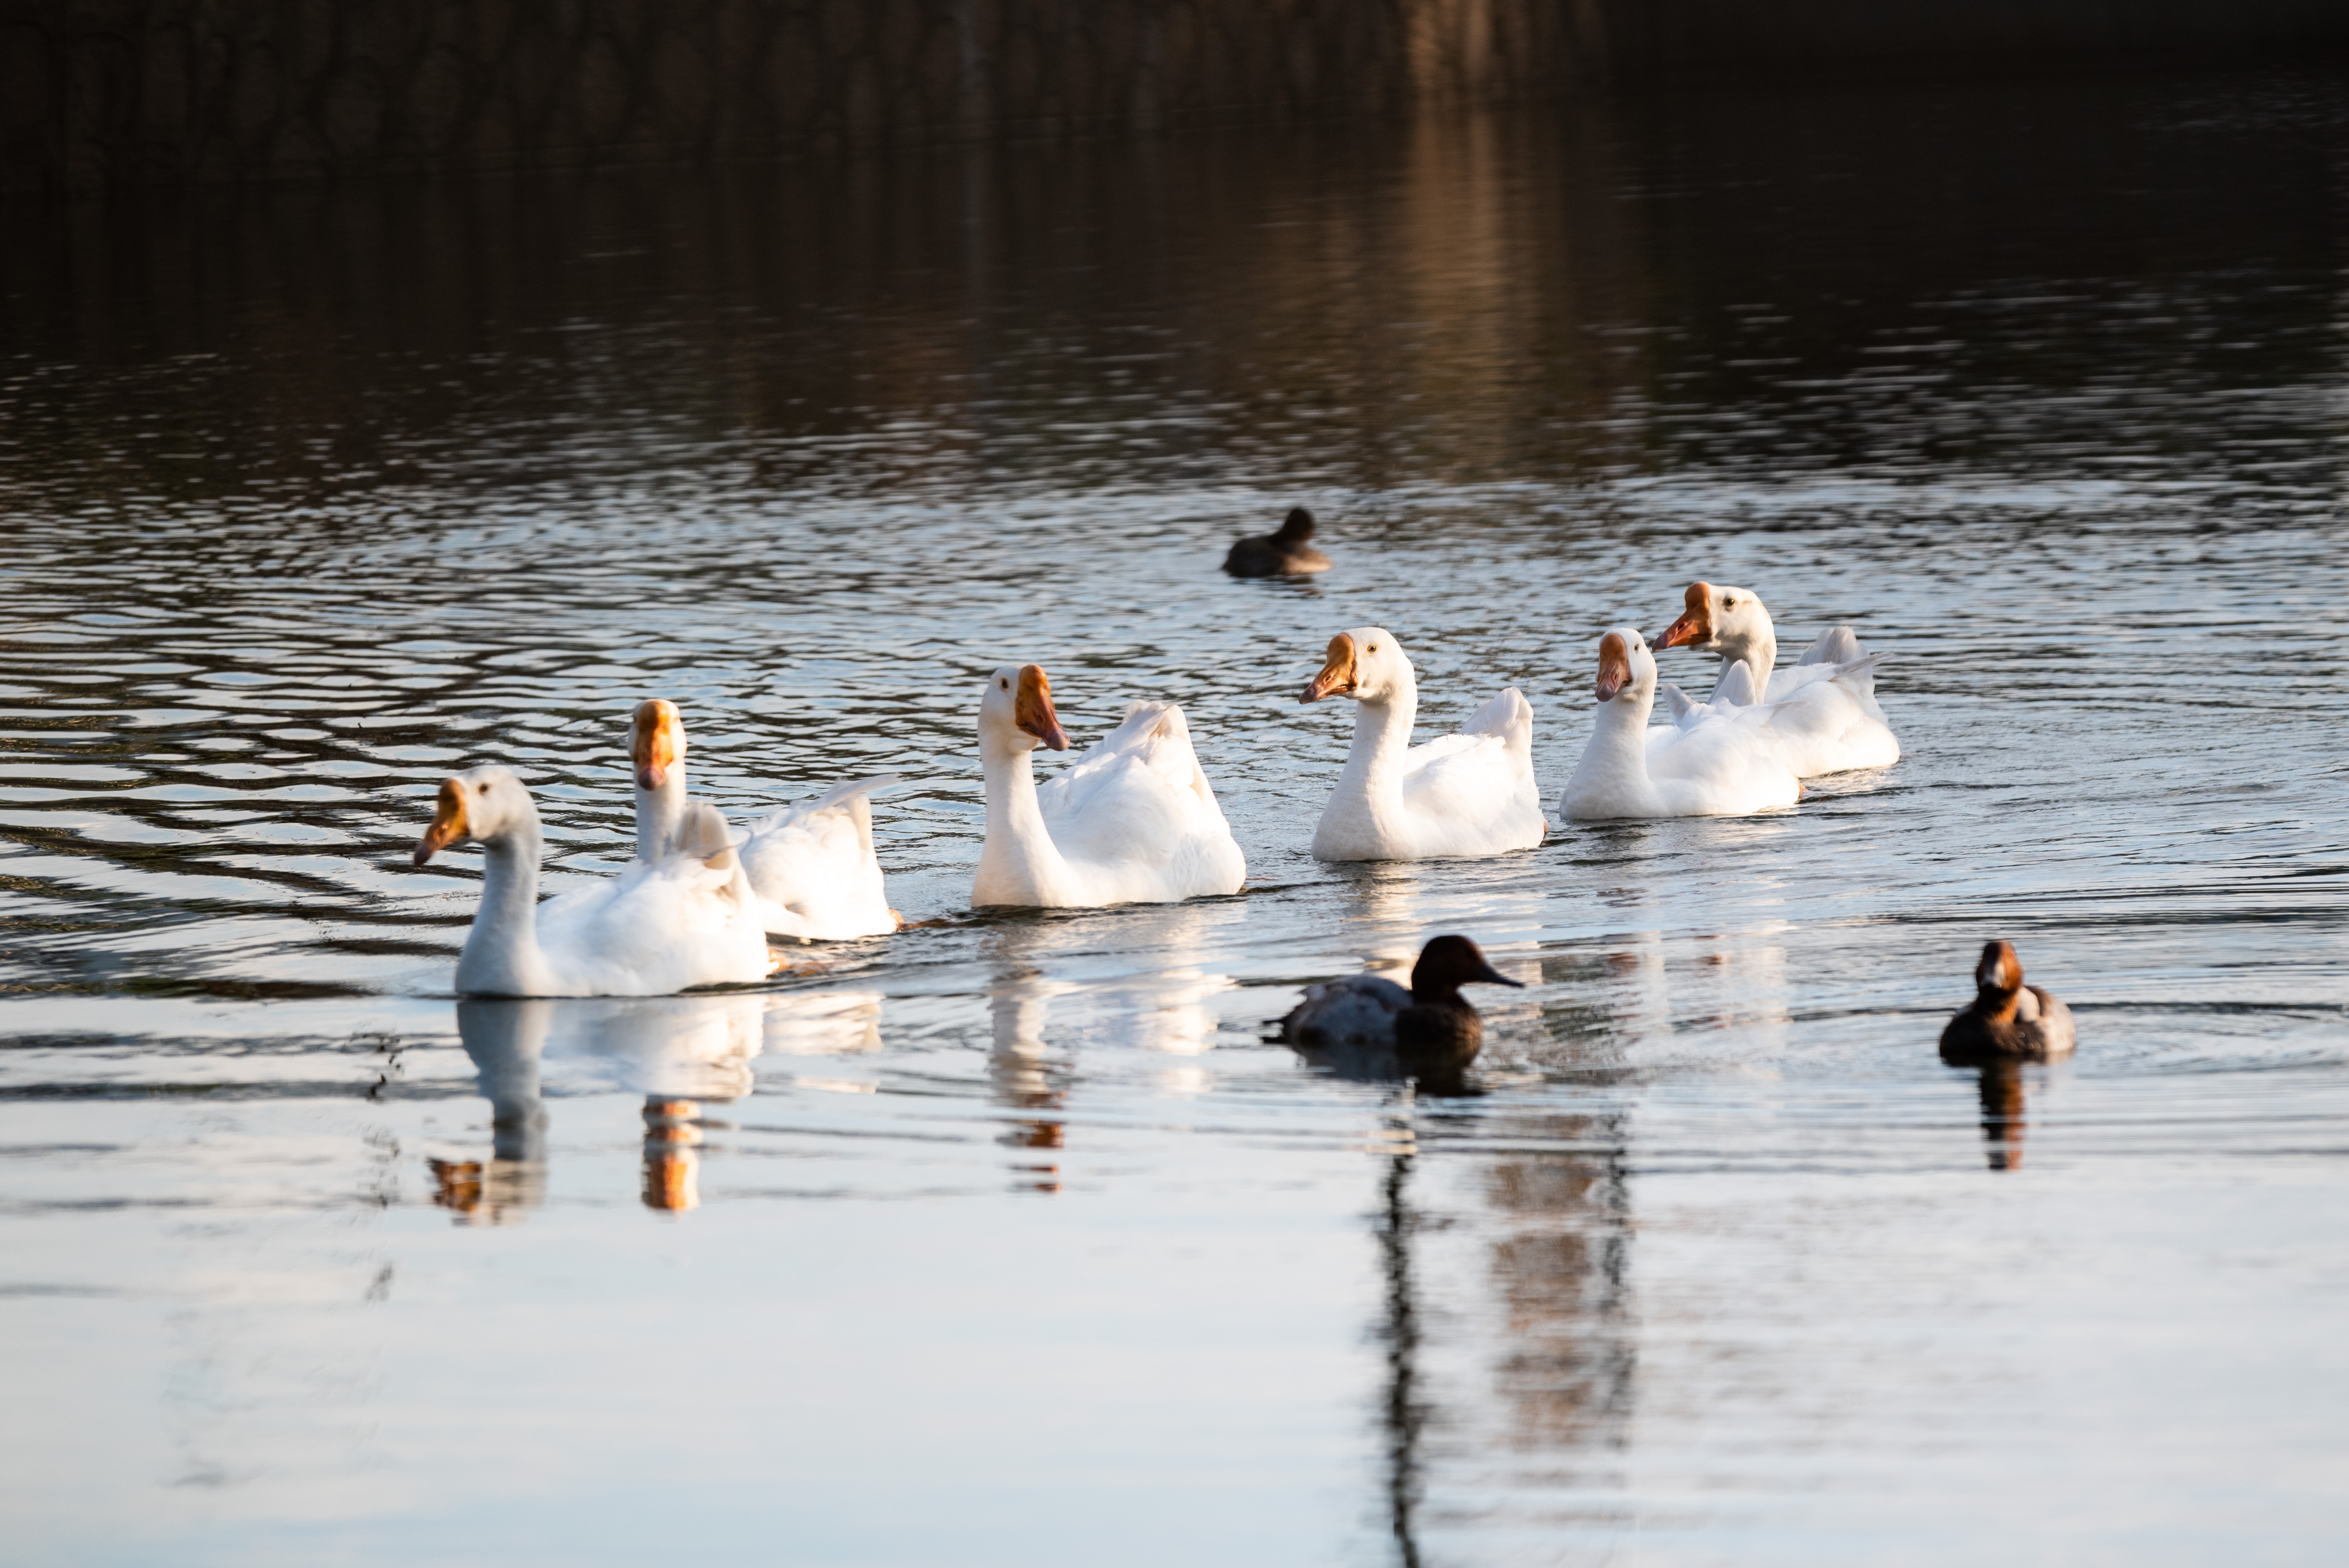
[411,570,1903,1004]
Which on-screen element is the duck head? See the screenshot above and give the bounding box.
[1300,627,1414,705]
[1975,939,2025,995]
[1409,934,1525,1004]
[631,699,686,791]
[1655,582,1774,664]
[1593,628,1658,704]
[414,766,534,864]
[1275,506,1316,543]
[980,663,1072,756]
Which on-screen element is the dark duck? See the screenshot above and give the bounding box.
[1280,935,1522,1082]
[1940,939,2076,1064]
[1223,506,1332,577]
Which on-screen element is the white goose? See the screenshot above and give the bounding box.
[1654,582,1899,776]
[1560,628,1802,820]
[974,664,1246,908]
[629,700,899,942]
[1300,628,1545,861]
[416,766,777,997]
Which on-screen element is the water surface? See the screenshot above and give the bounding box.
[3,67,2347,1566]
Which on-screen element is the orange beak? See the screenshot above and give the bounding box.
[1655,582,1714,652]
[1595,632,1632,702]
[1300,632,1359,703]
[414,778,470,866]
[631,699,684,790]
[1015,665,1070,751]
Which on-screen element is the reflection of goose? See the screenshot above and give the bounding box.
[1080,903,1234,1060]
[630,700,899,942]
[758,989,885,1057]
[433,999,552,1225]
[415,766,775,996]
[1300,628,1546,862]
[974,664,1247,908]
[988,967,1069,1194]
[544,992,770,1101]
[442,993,779,1218]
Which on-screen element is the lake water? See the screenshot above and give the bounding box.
[4,65,2347,1567]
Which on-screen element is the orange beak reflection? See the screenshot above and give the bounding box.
[1301,632,1359,704]
[1595,633,1633,702]
[1015,665,1070,751]
[631,699,684,790]
[1655,581,1714,652]
[414,778,470,866]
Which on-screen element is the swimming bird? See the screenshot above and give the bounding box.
[1653,582,1898,776]
[1300,627,1545,860]
[629,699,899,942]
[1559,628,1802,820]
[1280,935,1524,1079]
[1940,940,2076,1063]
[973,663,1247,908]
[415,765,776,997]
[1224,506,1332,576]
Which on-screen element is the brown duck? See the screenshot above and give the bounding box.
[1939,940,2076,1064]
[1223,507,1332,577]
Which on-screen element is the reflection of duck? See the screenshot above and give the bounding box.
[1940,940,2076,1063]
[1375,1150,1429,1567]
[1282,936,1523,1089]
[1976,1062,2028,1172]
[1223,506,1332,576]
[432,999,552,1225]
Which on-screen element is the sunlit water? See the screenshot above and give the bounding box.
[4,67,2348,1566]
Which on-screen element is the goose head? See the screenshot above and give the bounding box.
[1409,934,1524,1005]
[631,699,686,790]
[1300,627,1414,705]
[1656,582,1774,664]
[1975,939,2025,996]
[1592,628,1658,704]
[979,663,1072,757]
[414,766,535,864]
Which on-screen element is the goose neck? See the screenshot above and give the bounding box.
[635,769,688,862]
[1340,688,1418,800]
[978,744,1070,895]
[456,821,547,996]
[1720,626,1777,693]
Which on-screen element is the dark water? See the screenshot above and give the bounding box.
[4,67,2348,1566]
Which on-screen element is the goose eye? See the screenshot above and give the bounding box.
[999,678,1009,690]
